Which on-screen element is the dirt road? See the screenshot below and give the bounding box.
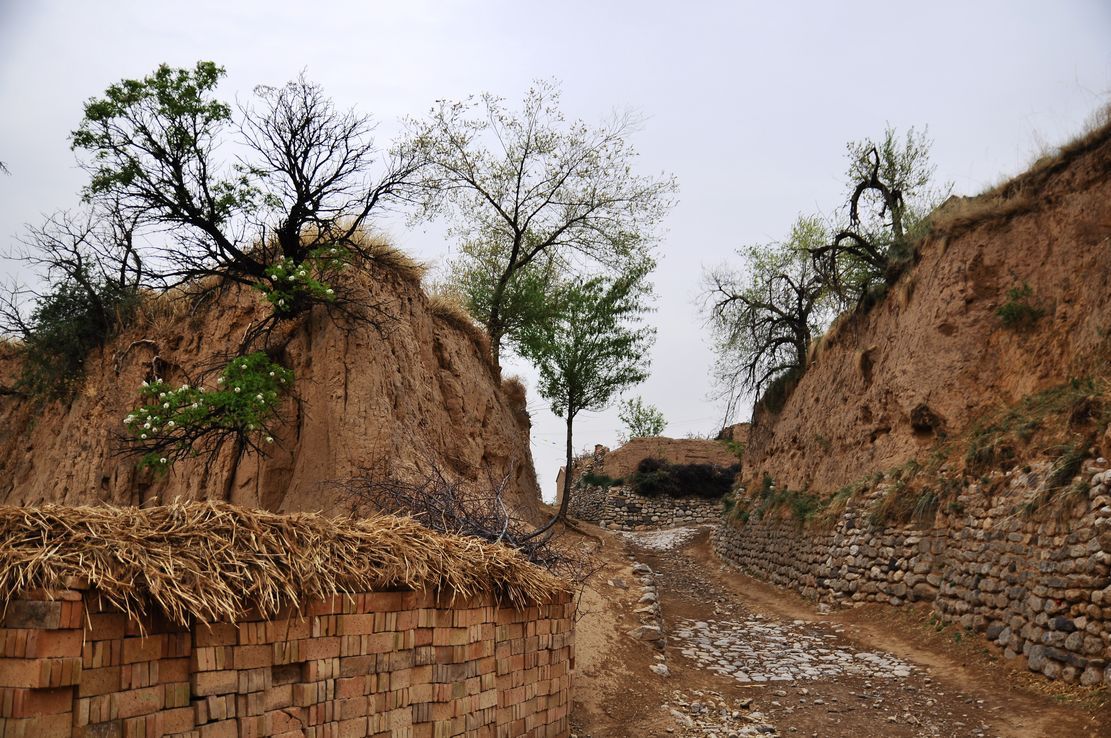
[570,526,1110,738]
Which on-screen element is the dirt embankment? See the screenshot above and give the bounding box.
[0,257,542,518]
[745,124,1111,493]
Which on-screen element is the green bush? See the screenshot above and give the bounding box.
[581,471,622,488]
[17,275,138,399]
[258,246,348,318]
[630,457,738,499]
[124,352,293,470]
[996,283,1045,330]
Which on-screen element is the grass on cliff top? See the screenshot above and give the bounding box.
[0,501,566,625]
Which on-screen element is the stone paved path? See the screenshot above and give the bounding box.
[673,616,913,683]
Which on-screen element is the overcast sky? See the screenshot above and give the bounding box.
[1,1,1109,500]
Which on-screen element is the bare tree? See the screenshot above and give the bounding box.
[408,80,676,369]
[703,215,832,420]
[0,207,144,397]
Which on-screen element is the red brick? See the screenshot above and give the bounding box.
[158,657,191,684]
[88,613,127,641]
[0,711,72,738]
[79,666,121,697]
[121,636,163,665]
[161,706,194,734]
[0,601,61,630]
[192,670,237,696]
[194,623,238,648]
[198,720,237,738]
[113,684,163,719]
[0,686,73,717]
[231,644,271,670]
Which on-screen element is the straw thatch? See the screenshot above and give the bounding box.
[0,501,566,625]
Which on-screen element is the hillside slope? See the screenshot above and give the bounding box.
[745,123,1111,492]
[0,256,542,518]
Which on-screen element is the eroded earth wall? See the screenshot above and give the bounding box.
[0,262,542,519]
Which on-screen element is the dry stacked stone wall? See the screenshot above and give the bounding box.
[0,586,574,738]
[569,483,721,531]
[713,463,1111,686]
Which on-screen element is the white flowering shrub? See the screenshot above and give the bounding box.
[258,246,347,318]
[123,352,293,471]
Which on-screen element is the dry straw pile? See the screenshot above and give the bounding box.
[0,501,565,625]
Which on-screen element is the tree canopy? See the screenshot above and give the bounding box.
[409,79,676,369]
[71,62,422,300]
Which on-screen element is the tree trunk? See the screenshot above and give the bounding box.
[519,409,576,543]
[557,413,574,520]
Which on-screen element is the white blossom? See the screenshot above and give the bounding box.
[265,436,274,444]
[234,387,241,393]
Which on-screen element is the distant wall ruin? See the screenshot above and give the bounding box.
[569,483,720,531]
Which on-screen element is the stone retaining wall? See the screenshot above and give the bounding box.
[570,483,721,531]
[713,464,1111,686]
[0,586,574,738]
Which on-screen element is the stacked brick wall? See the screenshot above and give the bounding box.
[713,465,1111,686]
[0,587,574,738]
[569,483,721,531]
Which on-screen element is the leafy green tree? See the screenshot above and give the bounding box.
[519,265,655,533]
[443,236,562,358]
[70,62,422,309]
[703,215,833,420]
[409,79,676,369]
[617,396,666,442]
[810,126,950,304]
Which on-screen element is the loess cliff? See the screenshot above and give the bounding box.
[744,122,1111,492]
[0,252,543,518]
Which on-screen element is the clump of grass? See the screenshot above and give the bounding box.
[965,378,1103,475]
[997,283,1046,330]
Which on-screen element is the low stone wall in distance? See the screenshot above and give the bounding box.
[713,464,1111,687]
[0,586,574,738]
[570,483,721,531]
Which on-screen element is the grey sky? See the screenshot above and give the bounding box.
[1,1,1109,500]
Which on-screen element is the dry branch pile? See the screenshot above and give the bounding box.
[0,501,566,625]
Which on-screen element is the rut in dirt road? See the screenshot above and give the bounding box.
[617,526,1101,738]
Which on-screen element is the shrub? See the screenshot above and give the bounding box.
[580,471,622,488]
[258,246,347,318]
[630,457,738,499]
[996,283,1045,330]
[16,276,138,399]
[123,352,293,471]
